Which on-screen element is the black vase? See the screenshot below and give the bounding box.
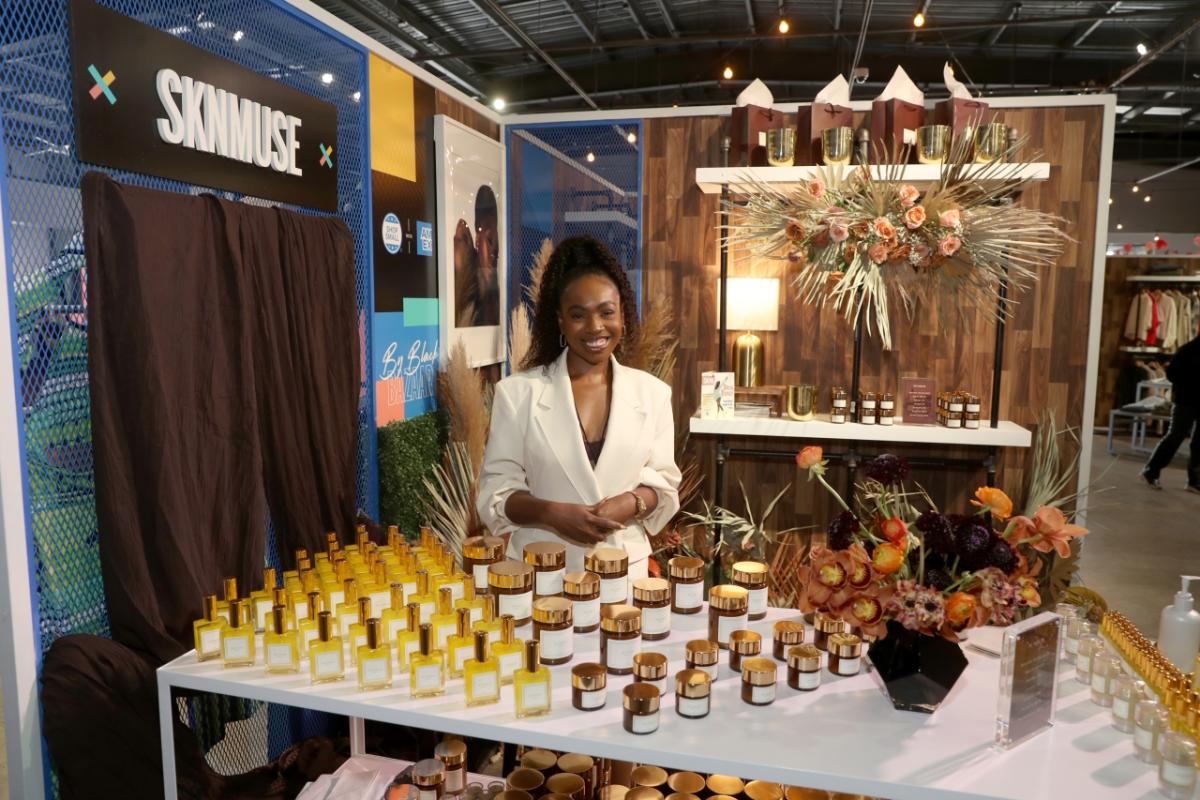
[867,620,968,713]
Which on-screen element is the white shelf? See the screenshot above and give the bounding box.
[1125,274,1200,283]
[689,414,1032,448]
[159,608,1159,800]
[695,163,1052,194]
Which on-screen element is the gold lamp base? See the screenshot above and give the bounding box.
[734,332,764,387]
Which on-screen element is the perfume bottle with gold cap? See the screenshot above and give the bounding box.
[434,556,467,603]
[491,614,525,685]
[514,639,552,718]
[447,607,476,678]
[367,562,392,617]
[381,583,407,643]
[431,587,458,651]
[298,591,322,656]
[455,581,487,626]
[395,602,423,668]
[217,577,239,624]
[309,611,345,684]
[473,594,502,645]
[221,599,256,667]
[463,630,501,707]
[193,595,225,661]
[357,618,393,690]
[264,605,301,674]
[290,570,314,621]
[409,623,446,698]
[335,578,361,637]
[347,597,372,664]
[410,570,437,624]
[250,567,278,632]
[270,587,293,629]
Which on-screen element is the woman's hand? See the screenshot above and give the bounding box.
[546,502,623,546]
[593,493,637,526]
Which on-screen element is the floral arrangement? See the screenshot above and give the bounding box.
[794,446,1087,640]
[723,138,1070,349]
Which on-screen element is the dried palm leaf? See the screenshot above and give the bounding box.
[508,302,532,373]
[421,440,478,560]
[525,238,553,308]
[438,340,491,476]
[623,298,678,382]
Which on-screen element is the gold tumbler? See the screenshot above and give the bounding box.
[973,122,1008,163]
[786,384,817,421]
[821,127,854,166]
[766,129,796,167]
[915,125,951,165]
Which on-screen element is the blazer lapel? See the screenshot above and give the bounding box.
[592,357,648,497]
[533,350,603,504]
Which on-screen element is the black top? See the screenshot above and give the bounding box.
[1167,334,1200,406]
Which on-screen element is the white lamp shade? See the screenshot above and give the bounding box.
[722,277,780,331]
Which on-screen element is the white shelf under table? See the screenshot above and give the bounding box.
[158,608,1158,800]
[689,414,1032,448]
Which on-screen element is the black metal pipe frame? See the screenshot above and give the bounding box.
[991,271,1008,429]
[712,138,731,587]
[722,445,998,472]
[850,290,864,423]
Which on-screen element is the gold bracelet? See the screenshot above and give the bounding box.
[628,490,648,521]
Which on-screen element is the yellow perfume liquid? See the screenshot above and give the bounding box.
[250,567,278,632]
[434,561,467,604]
[221,599,256,667]
[309,611,345,684]
[193,594,225,661]
[217,576,239,624]
[463,630,501,707]
[431,587,458,651]
[335,578,361,638]
[270,587,294,630]
[347,597,371,665]
[410,570,436,625]
[514,639,553,717]
[298,590,322,657]
[381,584,407,643]
[455,581,487,626]
[395,602,423,669]
[357,618,393,690]
[396,554,419,599]
[367,562,392,618]
[446,607,476,678]
[264,605,300,674]
[473,594,502,646]
[409,623,446,698]
[491,614,525,685]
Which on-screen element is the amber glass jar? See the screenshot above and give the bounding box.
[827,633,863,676]
[772,620,805,660]
[787,644,822,691]
[571,662,607,711]
[740,657,777,706]
[706,776,744,797]
[879,392,895,426]
[626,790,663,800]
[525,541,567,598]
[546,774,586,800]
[860,391,877,425]
[586,548,629,606]
[518,747,557,773]
[830,388,848,424]
[745,782,783,800]
[556,754,596,800]
[564,571,601,633]
[668,557,705,614]
[674,670,711,719]
[622,683,661,735]
[707,585,749,648]
[632,651,669,694]
[630,767,667,790]
[685,639,719,681]
[597,787,629,800]
[599,604,641,675]
[462,536,504,594]
[488,560,535,627]
[728,630,763,673]
[414,759,446,800]
[434,740,468,796]
[632,578,671,641]
[731,562,769,620]
[813,612,846,651]
[532,596,574,665]
[507,769,545,797]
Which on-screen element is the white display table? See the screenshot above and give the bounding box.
[689,415,1032,448]
[694,164,1053,195]
[157,608,1161,800]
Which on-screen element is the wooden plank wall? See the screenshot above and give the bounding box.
[642,105,1104,533]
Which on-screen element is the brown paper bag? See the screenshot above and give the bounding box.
[794,102,853,165]
[934,97,989,136]
[870,99,925,163]
[730,105,785,167]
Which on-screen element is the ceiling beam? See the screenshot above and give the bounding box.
[743,0,756,33]
[649,0,680,38]
[457,0,528,50]
[983,3,1020,48]
[1109,14,1200,89]
[1121,92,1175,123]
[1062,1,1120,48]
[558,0,600,44]
[833,0,844,31]
[622,0,654,39]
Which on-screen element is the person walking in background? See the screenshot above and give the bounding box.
[1143,323,1200,492]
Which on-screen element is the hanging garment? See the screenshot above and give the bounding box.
[1124,290,1154,343]
[1158,292,1178,352]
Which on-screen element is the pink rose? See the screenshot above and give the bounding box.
[873,217,897,240]
[913,242,931,266]
[939,235,962,257]
[868,243,890,264]
[939,208,962,228]
[903,206,926,229]
[829,222,850,242]
[898,184,920,208]
[807,179,826,200]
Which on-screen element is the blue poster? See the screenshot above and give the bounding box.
[373,311,438,423]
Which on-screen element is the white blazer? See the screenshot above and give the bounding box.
[476,348,682,573]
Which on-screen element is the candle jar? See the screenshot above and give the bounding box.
[564,571,601,633]
[507,769,545,797]
[706,777,744,797]
[964,409,981,430]
[622,683,661,735]
[813,612,846,651]
[462,536,505,594]
[830,388,848,424]
[599,604,641,675]
[675,669,712,719]
[519,747,556,772]
[965,395,982,417]
[414,759,446,800]
[787,644,822,690]
[740,657,777,706]
[728,630,763,673]
[744,782,783,800]
[1090,653,1118,707]
[586,547,630,606]
[1111,673,1140,733]
[708,585,749,648]
[525,541,567,599]
[630,767,667,790]
[532,596,574,665]
[546,774,586,800]
[860,392,877,425]
[632,578,672,641]
[772,620,805,660]
[556,753,596,800]
[827,633,862,676]
[1134,699,1168,764]
[633,651,669,695]
[435,740,468,797]
[685,639,719,681]
[731,561,769,620]
[1075,634,1102,684]
[1158,732,1197,800]
[488,560,535,627]
[879,392,895,426]
[668,556,705,614]
[571,662,608,711]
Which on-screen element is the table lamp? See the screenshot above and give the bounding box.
[723,277,779,387]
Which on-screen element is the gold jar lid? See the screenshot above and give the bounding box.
[788,644,822,671]
[556,753,594,775]
[729,629,763,655]
[524,541,566,568]
[708,584,749,611]
[666,773,706,795]
[463,535,505,560]
[533,596,573,625]
[731,561,768,587]
[773,620,806,645]
[741,657,777,685]
[633,651,669,680]
[706,776,745,796]
[631,766,668,788]
[632,577,670,604]
[709,796,738,800]
[488,559,534,590]
[600,603,642,634]
[685,639,719,666]
[598,786,629,800]
[496,792,535,800]
[666,794,698,800]
[564,570,600,594]
[544,794,573,800]
[546,774,586,796]
[626,790,664,800]
[668,556,704,580]
[434,739,467,767]
[586,547,629,575]
[413,758,445,787]
[674,669,712,699]
[745,782,784,800]
[814,612,847,634]
[519,748,558,772]
[784,789,829,800]
[829,633,862,658]
[623,683,661,714]
[507,768,546,792]
[571,662,608,691]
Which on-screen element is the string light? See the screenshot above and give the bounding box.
[913,11,926,27]
[585,151,596,163]
[1117,223,1124,230]
[1131,185,1140,193]
[492,97,506,111]
[778,19,790,34]
[232,30,244,41]
[627,131,637,144]
[320,73,334,85]
[1136,42,1148,56]
[1144,195,1152,203]
[722,66,734,80]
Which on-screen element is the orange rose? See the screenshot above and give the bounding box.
[879,517,909,545]
[971,487,1013,521]
[939,234,962,257]
[829,221,850,242]
[945,592,978,628]
[871,542,905,575]
[786,219,807,242]
[796,445,824,470]
[898,184,920,207]
[939,207,962,228]
[868,242,890,264]
[807,179,826,199]
[903,205,926,229]
[873,217,897,240]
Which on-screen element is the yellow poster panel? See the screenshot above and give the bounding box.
[369,54,416,181]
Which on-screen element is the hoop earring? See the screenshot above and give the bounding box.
[559,334,566,348]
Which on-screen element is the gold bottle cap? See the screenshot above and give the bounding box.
[417,570,430,594]
[685,639,719,666]
[633,651,669,680]
[598,786,629,800]
[358,596,371,623]
[524,541,567,568]
[731,561,768,587]
[418,622,433,656]
[788,643,822,671]
[708,584,749,611]
[600,604,641,634]
[223,577,239,601]
[413,758,445,787]
[307,591,322,619]
[295,548,309,563]
[623,682,661,714]
[434,738,467,768]
[488,560,535,590]
[706,776,744,796]
[473,629,490,662]
[406,602,421,630]
[571,662,608,691]
[668,556,705,581]
[564,571,601,595]
[344,578,358,603]
[740,657,777,685]
[666,772,705,795]
[524,638,541,672]
[482,594,497,623]
[729,629,763,655]
[533,596,573,625]
[519,747,558,772]
[674,669,712,699]
[507,768,545,793]
[545,774,585,797]
[626,787,664,800]
[391,583,405,608]
[773,620,806,645]
[317,610,333,641]
[202,594,218,621]
[632,578,670,604]
[585,547,629,575]
[815,612,847,634]
[228,599,245,628]
[271,605,288,635]
[501,614,516,645]
[262,567,277,590]
[744,781,784,800]
[366,618,382,649]
[273,587,288,606]
[438,586,455,614]
[463,581,476,602]
[556,753,594,775]
[463,535,505,560]
[456,606,472,637]
[298,558,312,571]
[828,633,862,657]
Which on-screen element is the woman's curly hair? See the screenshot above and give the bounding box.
[521,235,639,371]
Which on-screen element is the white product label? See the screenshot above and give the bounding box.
[370,591,391,615]
[630,712,659,734]
[605,636,639,670]
[500,651,522,679]
[419,601,435,624]
[879,417,894,426]
[1076,654,1092,673]
[473,564,490,590]
[446,581,465,603]
[328,590,345,609]
[862,400,877,409]
[402,639,421,664]
[1113,698,1130,720]
[536,568,565,596]
[673,582,703,610]
[747,587,768,616]
[436,622,455,649]
[579,688,605,709]
[1135,728,1156,751]
[880,400,895,410]
[200,629,221,655]
[832,399,848,408]
[831,413,846,424]
[751,684,776,704]
[573,598,600,629]
[1161,761,1197,787]
[966,403,981,413]
[255,599,273,630]
[860,415,876,425]
[1065,637,1080,655]
[387,617,406,641]
[223,635,250,661]
[946,418,962,428]
[676,696,709,717]
[757,131,767,147]
[293,600,308,621]
[267,644,294,667]
[498,591,533,621]
[795,670,820,690]
[1091,672,1108,693]
[302,627,319,651]
[965,419,980,429]
[600,576,628,604]
[836,657,861,676]
[696,663,718,681]
[539,627,573,660]
[402,579,417,598]
[520,682,550,711]
[641,605,671,635]
[420,789,438,800]
[717,613,748,645]
[339,613,357,636]
[949,402,964,412]
[361,656,389,684]
[471,671,499,700]
[314,650,341,678]
[415,664,442,690]
[454,645,475,673]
